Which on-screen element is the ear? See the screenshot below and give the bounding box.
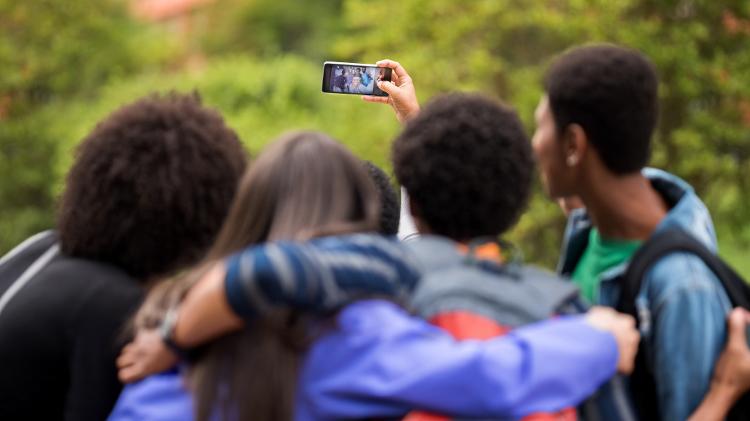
[562,123,588,167]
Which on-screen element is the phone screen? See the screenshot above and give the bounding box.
[322,62,392,97]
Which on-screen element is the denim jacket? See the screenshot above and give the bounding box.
[558,168,732,421]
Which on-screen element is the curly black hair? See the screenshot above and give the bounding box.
[57,92,248,280]
[362,161,400,236]
[544,44,658,174]
[392,93,534,240]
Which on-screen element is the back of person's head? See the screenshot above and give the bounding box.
[208,130,379,257]
[544,44,659,174]
[135,130,380,421]
[392,93,534,241]
[58,92,247,280]
[362,161,400,236]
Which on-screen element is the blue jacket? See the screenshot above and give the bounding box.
[109,300,618,421]
[558,168,732,421]
[108,368,190,421]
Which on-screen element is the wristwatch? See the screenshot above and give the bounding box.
[159,306,188,359]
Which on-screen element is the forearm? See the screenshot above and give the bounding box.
[687,385,736,421]
[175,236,418,347]
[498,315,619,416]
[223,236,419,318]
[173,262,243,348]
[689,307,750,421]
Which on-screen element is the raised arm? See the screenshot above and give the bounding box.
[364,60,423,239]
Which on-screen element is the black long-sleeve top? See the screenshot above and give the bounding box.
[0,231,143,421]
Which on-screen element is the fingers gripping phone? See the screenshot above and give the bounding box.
[322,61,392,97]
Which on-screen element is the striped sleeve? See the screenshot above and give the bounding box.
[223,234,421,319]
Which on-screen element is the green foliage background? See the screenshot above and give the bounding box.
[1,0,748,274]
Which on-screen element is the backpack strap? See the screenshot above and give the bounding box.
[0,231,59,317]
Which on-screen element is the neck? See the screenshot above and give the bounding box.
[579,171,668,240]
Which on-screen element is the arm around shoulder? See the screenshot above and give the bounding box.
[300,301,618,419]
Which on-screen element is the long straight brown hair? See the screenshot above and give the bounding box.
[207,130,379,258]
[188,130,380,421]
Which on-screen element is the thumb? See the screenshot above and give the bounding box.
[727,307,748,349]
[377,80,400,97]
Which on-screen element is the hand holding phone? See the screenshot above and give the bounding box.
[361,59,421,124]
[322,62,392,97]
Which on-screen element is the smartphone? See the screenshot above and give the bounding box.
[322,61,392,97]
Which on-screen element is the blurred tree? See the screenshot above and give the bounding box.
[0,0,164,114]
[201,0,345,61]
[1,0,748,277]
[0,0,174,251]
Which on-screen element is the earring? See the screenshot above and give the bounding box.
[567,155,578,166]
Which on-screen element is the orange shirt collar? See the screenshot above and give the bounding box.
[456,242,503,263]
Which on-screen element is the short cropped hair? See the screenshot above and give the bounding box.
[58,93,247,279]
[362,161,400,236]
[544,44,659,174]
[392,93,534,240]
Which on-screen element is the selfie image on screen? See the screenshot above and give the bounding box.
[329,65,385,95]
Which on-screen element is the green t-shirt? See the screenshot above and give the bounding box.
[572,228,642,303]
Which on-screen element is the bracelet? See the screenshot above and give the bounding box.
[159,306,189,359]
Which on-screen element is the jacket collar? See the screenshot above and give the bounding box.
[557,168,717,276]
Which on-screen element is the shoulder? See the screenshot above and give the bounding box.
[335,299,427,335]
[2,255,142,320]
[311,299,449,352]
[412,260,578,326]
[43,255,141,289]
[36,256,143,326]
[643,253,730,311]
[55,256,142,302]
